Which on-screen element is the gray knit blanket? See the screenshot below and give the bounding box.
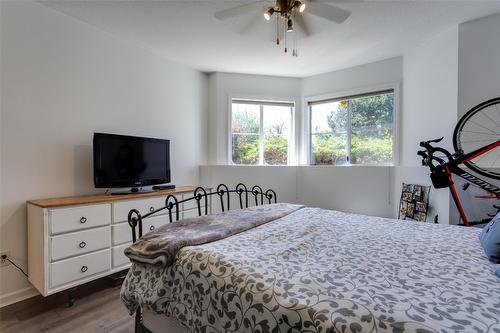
[124,203,304,266]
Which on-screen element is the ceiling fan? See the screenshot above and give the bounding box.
[214,0,352,56]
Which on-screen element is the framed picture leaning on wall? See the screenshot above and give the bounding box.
[399,183,431,221]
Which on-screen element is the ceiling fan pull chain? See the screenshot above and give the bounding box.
[284,23,287,53]
[284,18,288,53]
[276,15,280,45]
[293,30,298,57]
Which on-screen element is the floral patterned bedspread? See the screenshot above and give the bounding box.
[121,207,500,333]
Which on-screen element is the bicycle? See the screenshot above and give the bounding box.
[418,97,500,226]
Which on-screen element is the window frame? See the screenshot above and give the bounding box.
[305,83,400,166]
[228,97,296,166]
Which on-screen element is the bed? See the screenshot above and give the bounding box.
[120,185,500,333]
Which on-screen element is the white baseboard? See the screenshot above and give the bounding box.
[0,286,39,308]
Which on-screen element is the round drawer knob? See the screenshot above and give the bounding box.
[149,206,155,212]
[79,241,86,248]
[80,217,87,224]
[81,266,88,273]
[149,225,155,231]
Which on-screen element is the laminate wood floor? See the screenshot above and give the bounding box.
[0,278,134,333]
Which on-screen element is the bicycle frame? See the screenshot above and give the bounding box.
[419,139,500,226]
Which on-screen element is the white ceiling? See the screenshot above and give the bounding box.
[39,0,500,77]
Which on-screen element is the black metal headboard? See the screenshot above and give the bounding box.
[127,183,277,243]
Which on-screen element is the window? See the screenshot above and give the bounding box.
[309,90,395,165]
[231,99,293,165]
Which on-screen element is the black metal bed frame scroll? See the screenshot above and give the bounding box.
[127,183,277,333]
[127,183,277,243]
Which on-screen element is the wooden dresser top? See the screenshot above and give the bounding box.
[27,186,208,208]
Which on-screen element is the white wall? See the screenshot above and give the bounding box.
[396,27,459,223]
[401,27,458,167]
[0,1,207,306]
[297,166,394,217]
[301,57,403,96]
[200,165,394,218]
[458,13,500,117]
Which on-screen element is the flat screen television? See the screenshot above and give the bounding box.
[93,133,171,188]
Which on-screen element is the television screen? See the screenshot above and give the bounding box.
[93,133,170,188]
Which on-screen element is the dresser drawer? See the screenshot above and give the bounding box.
[50,226,110,262]
[112,222,131,246]
[112,243,131,268]
[112,215,169,245]
[49,204,111,235]
[113,196,181,224]
[50,249,110,288]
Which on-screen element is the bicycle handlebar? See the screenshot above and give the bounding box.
[418,137,455,169]
[417,150,427,157]
[419,137,444,148]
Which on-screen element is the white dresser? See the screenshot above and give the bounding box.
[27,186,210,297]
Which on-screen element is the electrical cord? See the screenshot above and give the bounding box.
[1,255,28,277]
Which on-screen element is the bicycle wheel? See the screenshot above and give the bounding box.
[453,97,500,180]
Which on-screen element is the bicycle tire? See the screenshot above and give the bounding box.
[453,97,500,180]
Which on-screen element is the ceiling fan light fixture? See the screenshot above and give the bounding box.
[287,18,293,32]
[264,7,274,20]
[294,1,306,13]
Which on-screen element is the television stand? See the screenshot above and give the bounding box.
[110,187,154,195]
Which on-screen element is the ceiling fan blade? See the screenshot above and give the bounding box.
[214,1,266,21]
[306,2,351,24]
[239,7,268,34]
[293,14,311,37]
